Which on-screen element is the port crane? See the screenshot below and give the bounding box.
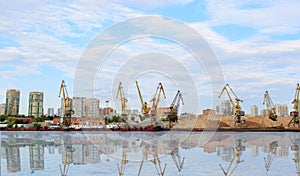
[149,82,166,116]
[167,90,184,127]
[116,82,129,115]
[58,80,74,127]
[263,91,277,121]
[117,147,128,176]
[219,139,245,176]
[136,81,150,115]
[171,147,185,172]
[264,141,278,173]
[219,84,245,127]
[289,83,300,127]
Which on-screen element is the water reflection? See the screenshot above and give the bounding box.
[1,132,300,175]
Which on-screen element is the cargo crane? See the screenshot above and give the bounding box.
[219,84,245,127]
[136,81,149,115]
[219,139,245,176]
[171,147,185,172]
[289,83,300,127]
[149,82,166,116]
[263,91,277,121]
[58,80,74,127]
[116,82,128,115]
[117,147,128,176]
[167,90,184,127]
[264,141,278,173]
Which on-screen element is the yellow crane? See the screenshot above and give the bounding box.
[58,80,74,127]
[116,82,128,115]
[263,91,277,121]
[219,84,245,127]
[264,141,278,173]
[289,83,300,127]
[149,82,166,116]
[117,147,128,176]
[168,90,184,127]
[136,81,149,115]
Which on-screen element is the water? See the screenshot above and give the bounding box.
[1,131,299,176]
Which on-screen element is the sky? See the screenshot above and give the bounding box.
[0,0,300,115]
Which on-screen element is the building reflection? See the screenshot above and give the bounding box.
[1,132,299,175]
[6,146,21,173]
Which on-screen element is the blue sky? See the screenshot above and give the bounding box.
[0,0,300,115]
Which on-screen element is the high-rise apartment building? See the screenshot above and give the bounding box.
[72,97,85,118]
[0,103,5,115]
[275,104,289,116]
[29,144,44,170]
[28,92,44,118]
[47,108,54,117]
[5,89,20,116]
[84,98,100,118]
[250,105,259,117]
[216,100,233,115]
[260,109,268,116]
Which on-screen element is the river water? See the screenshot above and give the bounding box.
[1,131,299,176]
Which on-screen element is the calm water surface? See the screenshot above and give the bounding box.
[1,131,299,176]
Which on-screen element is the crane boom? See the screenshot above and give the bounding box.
[117,82,128,115]
[168,90,184,127]
[58,80,73,127]
[135,81,149,115]
[218,84,245,127]
[263,91,277,121]
[289,83,300,127]
[150,82,166,114]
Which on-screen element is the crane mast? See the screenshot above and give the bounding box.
[135,81,149,115]
[168,90,184,126]
[58,80,73,127]
[263,91,277,121]
[116,82,128,115]
[219,84,245,127]
[171,148,185,172]
[150,82,166,115]
[289,83,300,127]
[117,148,128,176]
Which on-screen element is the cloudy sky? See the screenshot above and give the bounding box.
[1,0,300,115]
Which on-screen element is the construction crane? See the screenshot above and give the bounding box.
[171,147,185,172]
[264,141,278,173]
[289,83,300,127]
[263,91,277,121]
[117,147,128,176]
[116,82,128,115]
[167,90,184,127]
[136,81,149,115]
[149,82,166,116]
[58,80,74,127]
[219,139,244,176]
[219,84,245,127]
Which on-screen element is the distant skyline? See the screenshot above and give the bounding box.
[1,1,300,115]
